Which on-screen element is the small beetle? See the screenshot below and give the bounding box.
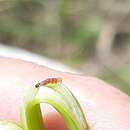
[35,78,62,88]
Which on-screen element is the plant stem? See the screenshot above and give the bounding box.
[21,82,89,130]
[21,87,44,130]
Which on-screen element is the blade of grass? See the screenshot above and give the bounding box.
[21,81,89,130]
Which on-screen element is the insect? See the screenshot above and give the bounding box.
[35,78,62,88]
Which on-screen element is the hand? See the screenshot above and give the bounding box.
[0,57,130,130]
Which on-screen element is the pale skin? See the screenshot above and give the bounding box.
[0,57,130,130]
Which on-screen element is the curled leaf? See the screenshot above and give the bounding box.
[21,79,89,130]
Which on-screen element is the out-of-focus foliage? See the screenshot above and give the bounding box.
[0,0,130,95]
[0,0,101,59]
[100,67,130,95]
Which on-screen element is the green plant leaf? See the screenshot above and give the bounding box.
[21,81,89,130]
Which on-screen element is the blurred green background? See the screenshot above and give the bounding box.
[0,0,130,95]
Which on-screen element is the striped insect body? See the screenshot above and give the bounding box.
[35,78,62,88]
